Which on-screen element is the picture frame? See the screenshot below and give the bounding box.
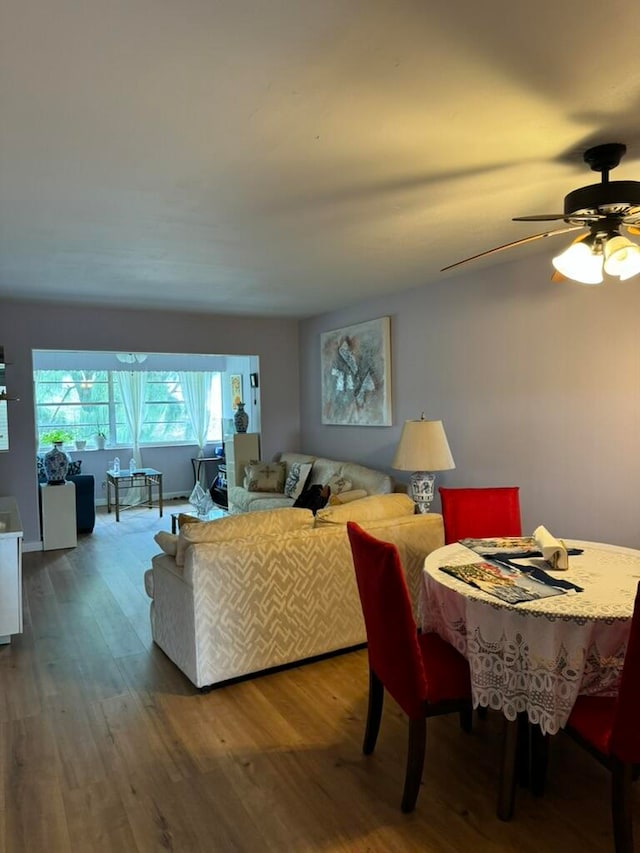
[320,316,392,426]
[230,374,243,409]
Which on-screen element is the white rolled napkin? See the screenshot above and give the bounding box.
[532,525,568,570]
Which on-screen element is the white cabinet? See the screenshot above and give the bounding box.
[40,482,77,550]
[0,496,23,644]
[224,433,260,487]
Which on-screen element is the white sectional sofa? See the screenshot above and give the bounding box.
[227,451,394,513]
[145,493,443,689]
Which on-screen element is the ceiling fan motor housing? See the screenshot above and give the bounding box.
[563,181,640,220]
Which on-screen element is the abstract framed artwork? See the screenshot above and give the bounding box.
[320,316,392,426]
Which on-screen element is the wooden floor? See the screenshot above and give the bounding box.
[0,500,635,851]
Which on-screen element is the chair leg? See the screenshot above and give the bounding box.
[611,757,634,853]
[401,717,426,813]
[497,717,519,821]
[363,669,384,755]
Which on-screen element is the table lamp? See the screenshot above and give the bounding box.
[392,415,455,513]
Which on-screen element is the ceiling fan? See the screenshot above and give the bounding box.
[441,142,640,284]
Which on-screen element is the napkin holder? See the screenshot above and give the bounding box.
[533,524,568,570]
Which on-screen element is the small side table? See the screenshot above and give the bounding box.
[40,482,77,550]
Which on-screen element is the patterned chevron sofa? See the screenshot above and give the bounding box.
[227,451,393,513]
[145,493,444,689]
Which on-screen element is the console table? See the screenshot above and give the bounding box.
[106,468,163,522]
[190,456,222,488]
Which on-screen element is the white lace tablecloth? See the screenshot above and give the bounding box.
[421,540,640,735]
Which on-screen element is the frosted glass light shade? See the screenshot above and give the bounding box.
[552,242,603,285]
[603,236,640,280]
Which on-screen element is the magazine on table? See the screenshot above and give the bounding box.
[439,559,582,604]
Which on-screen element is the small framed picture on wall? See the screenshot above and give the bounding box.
[230,374,243,408]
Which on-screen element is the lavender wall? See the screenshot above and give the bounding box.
[0,300,299,545]
[299,252,640,548]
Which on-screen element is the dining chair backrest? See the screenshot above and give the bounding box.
[439,486,522,545]
[610,581,640,763]
[347,521,428,719]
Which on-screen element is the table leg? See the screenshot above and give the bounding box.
[115,478,120,522]
[497,717,519,821]
[530,724,549,796]
[107,476,111,514]
[158,474,163,518]
[517,712,531,788]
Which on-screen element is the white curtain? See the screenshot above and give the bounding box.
[116,371,148,505]
[179,372,213,459]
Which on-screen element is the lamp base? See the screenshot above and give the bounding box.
[410,471,436,514]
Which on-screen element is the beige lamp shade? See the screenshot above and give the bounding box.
[392,418,455,472]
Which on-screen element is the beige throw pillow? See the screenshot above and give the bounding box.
[325,474,353,495]
[328,488,368,506]
[154,530,179,556]
[243,461,286,493]
[315,493,415,525]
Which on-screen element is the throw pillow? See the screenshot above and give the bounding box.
[315,493,415,526]
[328,488,368,506]
[243,461,286,493]
[283,461,313,500]
[154,531,178,556]
[325,474,352,495]
[36,456,46,483]
[67,460,82,476]
[178,512,201,529]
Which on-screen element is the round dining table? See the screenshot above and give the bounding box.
[421,539,640,737]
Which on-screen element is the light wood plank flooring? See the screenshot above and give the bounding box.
[0,500,635,851]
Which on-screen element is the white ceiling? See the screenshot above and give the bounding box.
[3,0,640,318]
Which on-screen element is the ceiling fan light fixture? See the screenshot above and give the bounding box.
[552,241,603,285]
[603,236,640,280]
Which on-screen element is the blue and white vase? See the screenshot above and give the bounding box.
[44,442,69,485]
[234,402,249,433]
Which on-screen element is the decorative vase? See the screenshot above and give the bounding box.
[95,435,106,450]
[44,442,69,485]
[234,402,249,433]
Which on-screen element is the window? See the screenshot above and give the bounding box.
[34,369,222,449]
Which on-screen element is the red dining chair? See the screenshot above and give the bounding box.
[346,521,473,813]
[439,486,522,545]
[562,581,640,853]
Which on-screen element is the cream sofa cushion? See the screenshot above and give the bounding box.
[176,506,314,566]
[315,492,415,525]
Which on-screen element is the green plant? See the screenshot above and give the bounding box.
[41,429,73,445]
[95,424,107,439]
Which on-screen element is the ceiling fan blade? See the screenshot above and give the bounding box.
[441,225,585,273]
[513,214,565,221]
